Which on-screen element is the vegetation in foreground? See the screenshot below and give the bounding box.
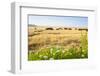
[28,32,88,61]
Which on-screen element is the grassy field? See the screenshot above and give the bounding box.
[28,26,88,61]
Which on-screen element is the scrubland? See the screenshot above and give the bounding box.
[28,26,88,60]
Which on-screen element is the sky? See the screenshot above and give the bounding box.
[28,15,88,27]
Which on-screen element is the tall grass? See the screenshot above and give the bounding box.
[28,31,88,61]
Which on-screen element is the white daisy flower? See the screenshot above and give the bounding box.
[49,58,54,60]
[43,56,48,59]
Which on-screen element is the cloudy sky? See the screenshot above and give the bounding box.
[28,15,88,27]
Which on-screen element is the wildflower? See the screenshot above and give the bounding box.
[39,55,42,58]
[49,58,54,60]
[53,53,55,56]
[43,56,48,59]
[62,50,65,53]
[81,54,85,57]
[82,50,85,52]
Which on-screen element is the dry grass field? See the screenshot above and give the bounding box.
[28,26,88,60]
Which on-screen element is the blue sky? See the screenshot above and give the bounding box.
[28,15,88,27]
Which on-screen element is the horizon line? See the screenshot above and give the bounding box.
[28,24,88,28]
